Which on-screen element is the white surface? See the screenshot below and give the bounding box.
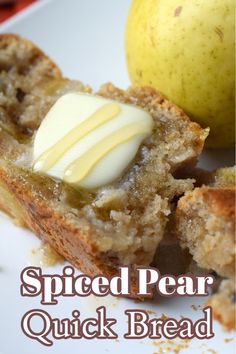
[0,0,235,353]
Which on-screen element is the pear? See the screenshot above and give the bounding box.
[125,0,235,148]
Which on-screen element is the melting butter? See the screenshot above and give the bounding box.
[64,122,151,184]
[33,93,153,189]
[34,103,120,172]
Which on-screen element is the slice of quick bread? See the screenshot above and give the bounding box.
[175,166,235,279]
[174,167,235,329]
[0,34,208,294]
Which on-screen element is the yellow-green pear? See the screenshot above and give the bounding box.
[125,0,235,148]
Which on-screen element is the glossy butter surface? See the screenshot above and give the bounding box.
[33,93,153,189]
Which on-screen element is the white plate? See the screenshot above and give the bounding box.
[0,1,235,353]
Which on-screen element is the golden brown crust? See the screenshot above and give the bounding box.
[178,187,235,220]
[201,187,235,219]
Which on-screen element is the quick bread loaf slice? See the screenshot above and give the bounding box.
[174,167,235,329]
[0,34,208,295]
[175,167,235,278]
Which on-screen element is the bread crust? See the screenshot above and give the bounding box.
[201,187,235,219]
[178,186,235,220]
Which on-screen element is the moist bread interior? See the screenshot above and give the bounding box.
[0,34,208,267]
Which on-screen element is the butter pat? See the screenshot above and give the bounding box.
[33,93,153,189]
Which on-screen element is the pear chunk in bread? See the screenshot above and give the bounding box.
[0,34,208,294]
